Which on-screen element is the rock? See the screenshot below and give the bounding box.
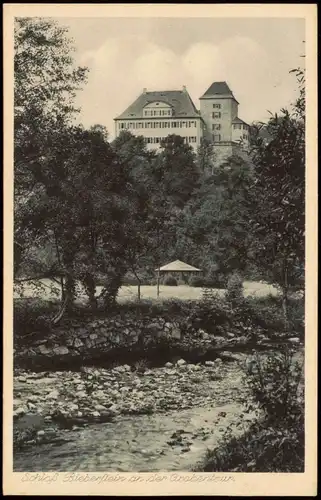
[53,346,69,355]
[171,328,181,340]
[176,359,186,367]
[165,362,173,368]
[92,411,100,417]
[27,395,39,403]
[38,345,51,355]
[17,376,27,383]
[76,391,87,399]
[89,333,98,340]
[91,390,106,400]
[94,404,108,412]
[37,430,45,437]
[68,403,79,412]
[45,428,56,435]
[27,402,37,410]
[48,390,59,399]
[44,416,52,422]
[73,338,84,348]
[14,407,26,418]
[205,360,215,367]
[289,337,300,344]
[113,366,126,374]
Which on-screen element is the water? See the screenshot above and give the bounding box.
[14,404,251,472]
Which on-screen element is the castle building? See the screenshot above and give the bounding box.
[114,81,249,163]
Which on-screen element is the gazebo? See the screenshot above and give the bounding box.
[155,259,201,296]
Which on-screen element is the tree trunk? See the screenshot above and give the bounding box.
[60,276,65,301]
[282,289,289,332]
[282,263,289,332]
[65,273,76,313]
[83,273,97,311]
[52,296,68,325]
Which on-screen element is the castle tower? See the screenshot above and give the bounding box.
[200,81,247,164]
[199,81,238,142]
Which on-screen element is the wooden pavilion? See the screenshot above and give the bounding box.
[155,259,201,296]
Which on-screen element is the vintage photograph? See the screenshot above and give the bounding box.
[10,11,309,479]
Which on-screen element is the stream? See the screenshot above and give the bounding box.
[14,402,253,472]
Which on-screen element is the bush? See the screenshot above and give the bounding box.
[244,295,304,337]
[225,272,244,307]
[14,298,58,337]
[189,275,204,287]
[164,275,178,286]
[196,347,304,472]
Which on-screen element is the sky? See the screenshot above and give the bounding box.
[57,17,305,139]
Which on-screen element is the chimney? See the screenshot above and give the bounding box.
[182,85,187,92]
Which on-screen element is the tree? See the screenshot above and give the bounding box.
[197,137,216,174]
[14,17,88,281]
[154,134,200,209]
[175,155,254,282]
[249,69,305,328]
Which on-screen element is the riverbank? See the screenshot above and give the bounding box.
[14,356,257,471]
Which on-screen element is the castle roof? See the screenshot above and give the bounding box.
[200,81,239,103]
[232,116,249,126]
[115,89,201,120]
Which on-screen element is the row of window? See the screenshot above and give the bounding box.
[212,134,221,142]
[212,112,221,119]
[212,124,221,130]
[144,109,172,117]
[144,136,198,145]
[213,104,221,109]
[233,123,248,130]
[119,120,198,130]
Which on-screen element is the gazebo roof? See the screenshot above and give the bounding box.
[157,260,201,272]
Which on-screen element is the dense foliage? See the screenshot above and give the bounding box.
[14,17,304,327]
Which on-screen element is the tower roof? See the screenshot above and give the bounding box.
[200,81,239,103]
[115,89,200,120]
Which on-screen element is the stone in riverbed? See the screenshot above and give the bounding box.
[94,404,108,412]
[37,430,45,437]
[53,346,69,355]
[205,361,215,367]
[14,407,26,418]
[165,362,173,368]
[176,359,186,367]
[76,391,87,399]
[48,390,59,399]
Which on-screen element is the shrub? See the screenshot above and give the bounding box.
[225,272,244,307]
[164,275,178,286]
[189,275,204,287]
[244,347,304,424]
[14,298,58,338]
[243,295,304,337]
[196,347,304,472]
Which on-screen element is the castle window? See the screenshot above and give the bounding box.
[212,112,221,119]
[213,104,221,109]
[213,134,221,142]
[233,124,242,129]
[212,124,221,130]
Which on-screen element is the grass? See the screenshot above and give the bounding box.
[14,280,279,303]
